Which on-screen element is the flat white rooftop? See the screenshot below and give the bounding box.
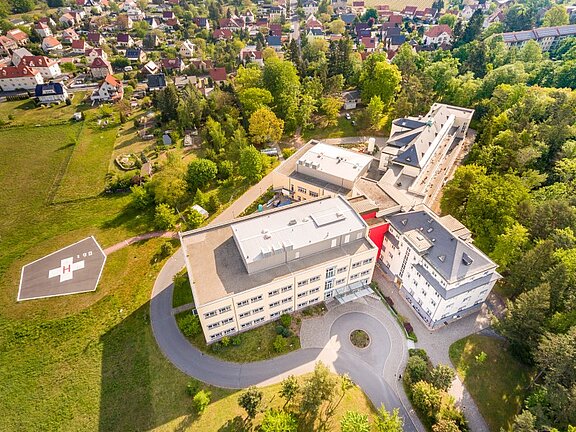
[231,195,367,266]
[296,142,373,183]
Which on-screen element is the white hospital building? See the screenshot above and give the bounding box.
[181,196,378,342]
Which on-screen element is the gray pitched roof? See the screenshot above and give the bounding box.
[387,208,497,283]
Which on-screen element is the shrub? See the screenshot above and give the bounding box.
[221,336,231,347]
[275,325,285,335]
[177,313,201,337]
[282,147,296,159]
[280,314,292,328]
[231,335,242,346]
[405,355,429,384]
[273,334,288,353]
[186,379,201,397]
[193,390,211,414]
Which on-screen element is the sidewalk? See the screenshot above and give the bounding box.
[372,266,491,432]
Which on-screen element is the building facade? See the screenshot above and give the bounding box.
[181,196,378,342]
[380,206,500,328]
[500,24,576,51]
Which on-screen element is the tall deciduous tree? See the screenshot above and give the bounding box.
[262,57,301,130]
[490,223,530,271]
[359,54,401,107]
[373,406,403,432]
[239,146,264,183]
[248,107,284,145]
[542,5,569,27]
[155,84,179,122]
[238,386,263,420]
[238,88,273,117]
[186,158,217,192]
[340,411,370,432]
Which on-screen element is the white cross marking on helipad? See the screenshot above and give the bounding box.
[48,257,85,283]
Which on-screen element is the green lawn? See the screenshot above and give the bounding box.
[167,373,378,432]
[178,311,301,363]
[54,119,120,203]
[172,270,194,308]
[302,116,360,141]
[449,335,534,432]
[0,92,87,126]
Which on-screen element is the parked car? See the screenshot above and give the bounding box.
[345,113,351,120]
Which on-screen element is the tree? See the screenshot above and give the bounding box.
[193,390,211,414]
[130,185,153,209]
[262,57,301,130]
[10,0,34,13]
[490,223,530,271]
[496,284,550,363]
[373,406,403,432]
[320,97,342,126]
[238,87,273,117]
[411,381,442,419]
[155,84,179,122]
[405,355,428,384]
[148,157,188,207]
[239,146,264,182]
[510,410,537,432]
[238,386,263,420]
[460,9,484,43]
[365,95,386,130]
[438,13,457,29]
[300,362,337,417]
[340,411,370,432]
[234,64,263,90]
[184,208,204,230]
[260,409,297,432]
[432,419,461,432]
[273,334,288,353]
[248,107,284,145]
[203,117,227,153]
[280,375,299,408]
[543,5,569,27]
[154,203,179,230]
[359,54,401,107]
[329,18,345,34]
[504,4,534,32]
[186,158,217,192]
[429,364,456,392]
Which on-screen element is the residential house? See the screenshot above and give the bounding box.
[192,17,210,30]
[306,15,323,30]
[161,57,185,73]
[269,23,283,37]
[266,35,283,51]
[302,0,319,16]
[144,17,160,29]
[86,47,107,63]
[240,47,264,66]
[0,64,44,91]
[117,33,134,47]
[71,39,91,54]
[59,12,77,27]
[423,24,453,45]
[0,36,17,55]
[116,14,134,30]
[402,5,417,18]
[179,40,195,58]
[20,56,62,80]
[11,48,33,66]
[141,60,159,75]
[219,17,245,31]
[342,89,361,110]
[352,0,365,14]
[42,36,63,53]
[147,73,167,91]
[6,29,29,46]
[209,67,227,84]
[34,22,52,38]
[180,196,378,343]
[483,9,505,29]
[87,32,105,46]
[125,47,146,63]
[190,58,212,72]
[35,82,69,104]
[212,29,233,40]
[460,4,480,20]
[61,28,80,44]
[361,36,377,52]
[91,74,124,102]
[143,32,160,48]
[90,56,113,79]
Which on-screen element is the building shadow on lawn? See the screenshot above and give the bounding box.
[98,302,232,431]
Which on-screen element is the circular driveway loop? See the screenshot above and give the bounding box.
[150,249,419,431]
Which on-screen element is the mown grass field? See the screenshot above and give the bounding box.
[0,92,87,126]
[449,335,535,432]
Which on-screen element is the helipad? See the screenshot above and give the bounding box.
[18,236,107,301]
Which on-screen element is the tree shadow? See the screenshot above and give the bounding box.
[99,200,155,232]
[218,416,248,432]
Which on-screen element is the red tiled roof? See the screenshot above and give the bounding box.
[7,29,28,42]
[104,74,122,87]
[361,36,376,48]
[161,58,183,69]
[424,24,452,38]
[72,39,87,49]
[212,29,233,39]
[43,36,61,48]
[20,55,57,68]
[209,67,227,82]
[91,56,111,68]
[0,64,40,78]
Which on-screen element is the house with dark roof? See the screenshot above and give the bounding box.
[499,24,576,51]
[212,29,233,40]
[161,58,185,73]
[266,35,282,50]
[117,33,134,47]
[90,57,113,79]
[147,73,167,91]
[208,67,227,84]
[342,89,361,110]
[192,17,210,30]
[125,48,146,63]
[35,82,69,104]
[87,32,105,46]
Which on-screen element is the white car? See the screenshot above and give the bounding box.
[345,113,351,120]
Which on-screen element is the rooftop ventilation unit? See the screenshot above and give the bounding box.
[462,253,474,266]
[264,234,271,240]
[427,218,433,224]
[288,219,297,226]
[427,227,433,233]
[438,255,446,262]
[401,219,407,225]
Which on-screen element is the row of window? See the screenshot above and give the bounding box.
[297,297,320,309]
[351,258,373,269]
[203,305,232,319]
[207,316,235,330]
[210,327,237,340]
[241,316,265,329]
[269,285,293,297]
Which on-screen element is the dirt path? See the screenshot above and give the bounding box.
[103,231,177,255]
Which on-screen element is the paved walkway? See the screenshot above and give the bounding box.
[103,231,176,255]
[150,253,422,430]
[373,266,491,432]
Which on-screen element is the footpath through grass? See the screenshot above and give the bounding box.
[449,335,534,432]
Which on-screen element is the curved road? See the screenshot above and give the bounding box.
[150,248,420,431]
